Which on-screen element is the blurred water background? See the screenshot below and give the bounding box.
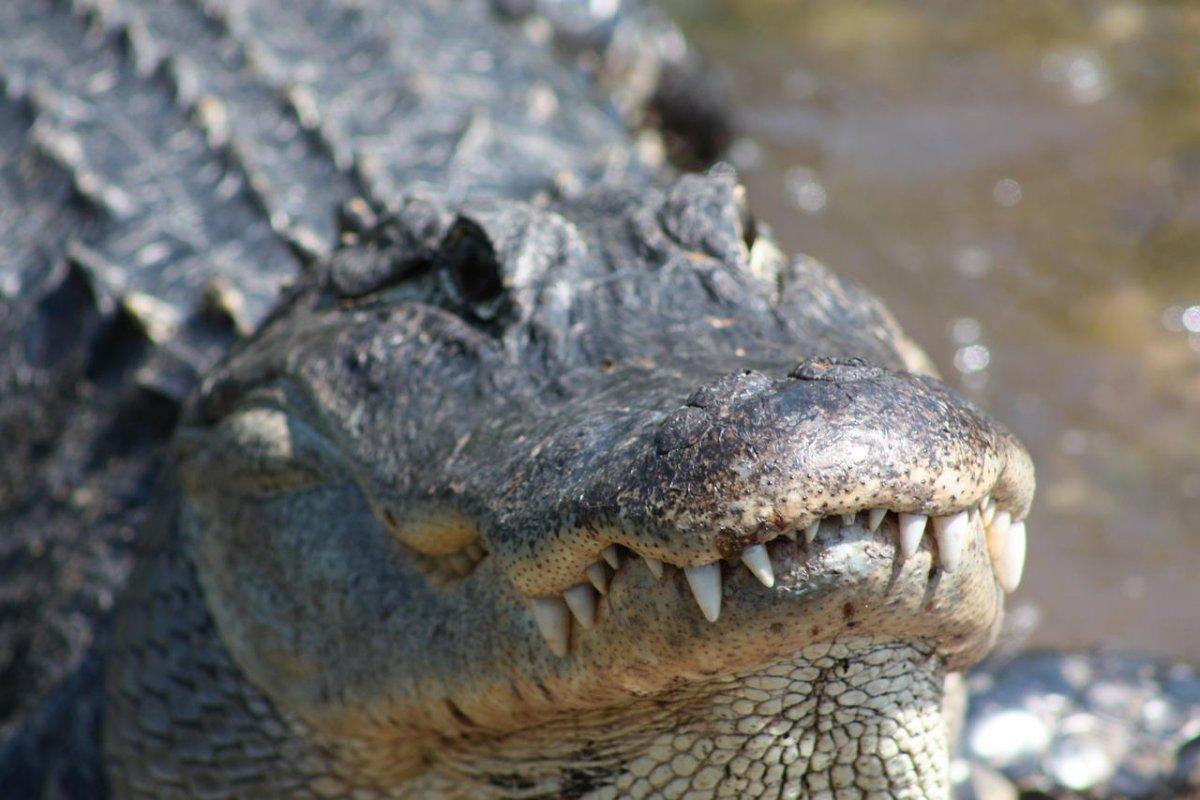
[665,0,1200,660]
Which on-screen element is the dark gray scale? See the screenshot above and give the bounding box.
[203,0,650,205]
[0,0,301,332]
[81,0,365,255]
[0,3,301,791]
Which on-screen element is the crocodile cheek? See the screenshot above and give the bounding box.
[183,486,437,730]
[180,481,562,754]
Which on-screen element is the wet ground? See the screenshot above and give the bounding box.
[666,1,1200,660]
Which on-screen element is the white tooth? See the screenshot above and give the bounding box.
[841,513,856,526]
[585,562,608,594]
[601,545,620,569]
[933,510,970,571]
[996,521,1027,593]
[563,583,597,629]
[898,513,927,558]
[684,563,722,622]
[531,597,570,657]
[804,520,821,544]
[867,508,887,532]
[783,530,797,541]
[981,497,996,526]
[986,510,1013,581]
[643,556,664,580]
[740,544,775,588]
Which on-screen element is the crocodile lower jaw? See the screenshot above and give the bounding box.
[526,496,1025,657]
[401,637,953,799]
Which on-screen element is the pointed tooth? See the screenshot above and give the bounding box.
[531,597,570,657]
[996,521,1027,593]
[601,545,620,569]
[981,496,996,526]
[932,510,970,571]
[782,529,798,542]
[563,583,597,629]
[684,563,722,622]
[804,520,821,544]
[986,511,1013,569]
[740,544,775,588]
[643,556,664,580]
[585,562,608,594]
[867,508,887,532]
[841,513,856,526]
[898,514,928,558]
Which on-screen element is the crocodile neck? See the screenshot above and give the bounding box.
[405,639,950,799]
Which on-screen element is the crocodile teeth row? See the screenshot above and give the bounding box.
[532,500,1027,654]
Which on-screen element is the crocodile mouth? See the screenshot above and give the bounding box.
[523,494,1026,657]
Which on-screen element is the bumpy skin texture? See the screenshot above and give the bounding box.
[0,1,1192,799]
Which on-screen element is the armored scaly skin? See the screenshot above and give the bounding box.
[0,1,1197,798]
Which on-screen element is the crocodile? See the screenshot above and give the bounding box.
[0,1,1197,798]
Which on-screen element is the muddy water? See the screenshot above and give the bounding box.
[667,1,1200,660]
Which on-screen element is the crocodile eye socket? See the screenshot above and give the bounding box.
[452,251,503,305]
[182,407,330,498]
[440,217,506,312]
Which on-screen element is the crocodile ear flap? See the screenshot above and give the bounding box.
[328,197,449,298]
[437,215,507,318]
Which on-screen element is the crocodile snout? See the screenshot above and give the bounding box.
[486,360,1033,661]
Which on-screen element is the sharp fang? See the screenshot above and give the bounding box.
[601,545,620,569]
[585,562,608,594]
[933,510,970,571]
[804,520,820,544]
[987,510,1013,582]
[684,563,722,622]
[996,521,1027,593]
[531,597,570,657]
[898,513,927,558]
[867,508,887,532]
[782,529,797,541]
[563,584,597,629]
[740,544,775,588]
[643,556,664,580]
[981,496,996,526]
[841,513,856,526]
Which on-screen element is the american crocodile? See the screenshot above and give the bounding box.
[0,1,1196,798]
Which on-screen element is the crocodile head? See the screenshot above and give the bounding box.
[154,172,1034,798]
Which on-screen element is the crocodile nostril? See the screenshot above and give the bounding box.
[788,357,882,383]
[684,370,773,410]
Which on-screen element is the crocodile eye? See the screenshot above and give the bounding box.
[375,504,489,585]
[440,216,505,312]
[181,407,329,497]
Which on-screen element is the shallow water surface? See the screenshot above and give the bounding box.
[668,0,1200,660]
